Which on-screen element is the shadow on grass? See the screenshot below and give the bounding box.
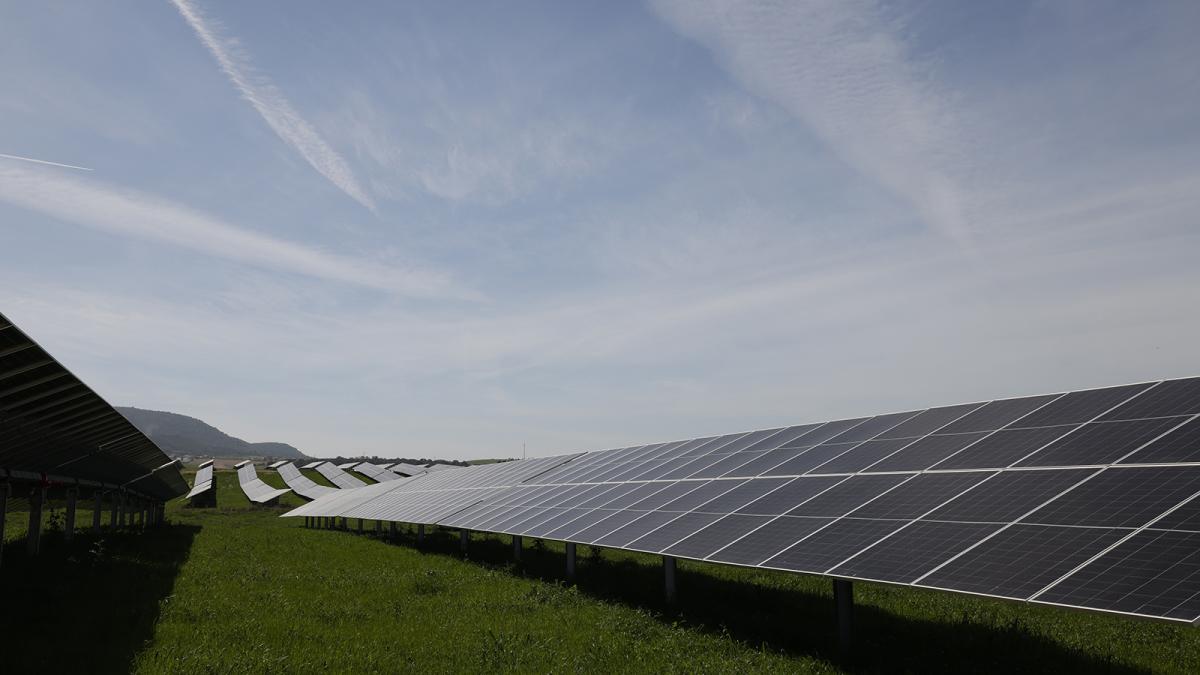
[346,524,1146,674]
[0,522,199,673]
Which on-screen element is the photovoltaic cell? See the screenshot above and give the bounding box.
[1100,377,1200,421]
[1150,496,1200,532]
[1037,529,1200,622]
[919,524,1128,599]
[1021,466,1200,528]
[707,516,834,566]
[787,474,908,517]
[831,520,1002,583]
[626,482,701,511]
[693,477,792,514]
[564,509,647,543]
[932,426,1078,470]
[809,438,914,474]
[1119,417,1200,465]
[593,511,686,548]
[1015,382,1154,428]
[928,469,1095,523]
[689,452,765,479]
[849,472,995,520]
[660,481,743,512]
[763,518,905,573]
[725,448,807,477]
[866,432,990,472]
[782,418,868,446]
[1015,417,1186,467]
[764,444,855,476]
[937,394,1061,434]
[626,512,725,553]
[735,476,845,516]
[825,411,920,443]
[875,402,985,440]
[663,514,773,559]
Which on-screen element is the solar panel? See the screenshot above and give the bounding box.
[0,310,186,501]
[274,462,338,500]
[316,461,368,489]
[235,461,290,504]
[282,376,1200,624]
[185,461,216,499]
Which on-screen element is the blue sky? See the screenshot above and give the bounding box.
[2,0,1198,460]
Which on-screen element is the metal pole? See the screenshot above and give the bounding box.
[0,483,9,569]
[375,519,382,534]
[566,542,577,581]
[389,521,397,539]
[27,486,45,556]
[834,578,854,655]
[460,529,469,554]
[663,556,677,604]
[110,492,119,528]
[64,488,77,543]
[513,535,522,562]
[357,518,364,534]
[93,491,102,534]
[416,523,425,544]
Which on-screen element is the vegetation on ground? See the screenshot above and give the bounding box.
[2,470,1196,673]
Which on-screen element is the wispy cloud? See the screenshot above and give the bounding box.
[649,0,973,243]
[169,0,376,211]
[0,152,91,171]
[0,163,464,298]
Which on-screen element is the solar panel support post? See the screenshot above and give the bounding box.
[27,485,45,556]
[416,523,425,544]
[459,529,468,554]
[513,535,522,562]
[357,518,363,534]
[663,556,677,605]
[833,578,853,655]
[0,482,9,569]
[389,521,397,539]
[64,488,77,543]
[92,491,102,535]
[375,520,382,534]
[565,542,576,582]
[109,492,119,529]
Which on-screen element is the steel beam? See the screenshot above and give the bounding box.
[27,486,45,555]
[92,490,102,534]
[663,556,677,604]
[64,488,77,543]
[566,542,577,581]
[834,578,853,655]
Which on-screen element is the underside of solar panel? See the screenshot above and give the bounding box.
[284,376,1200,624]
[0,311,187,500]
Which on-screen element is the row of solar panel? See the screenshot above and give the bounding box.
[283,377,1200,622]
[0,311,187,500]
[185,460,215,499]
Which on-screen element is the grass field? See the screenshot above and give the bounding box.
[2,469,1197,673]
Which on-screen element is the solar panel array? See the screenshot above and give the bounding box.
[236,461,291,504]
[316,461,368,489]
[389,462,429,476]
[285,377,1200,624]
[301,460,325,469]
[274,461,337,500]
[352,462,403,482]
[0,310,186,500]
[185,460,215,499]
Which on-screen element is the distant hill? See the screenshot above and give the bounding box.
[117,407,307,460]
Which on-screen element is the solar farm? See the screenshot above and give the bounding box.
[1,310,1198,672]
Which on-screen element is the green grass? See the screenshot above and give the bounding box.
[2,470,1197,673]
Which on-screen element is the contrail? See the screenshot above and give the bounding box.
[0,153,92,172]
[169,0,377,212]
